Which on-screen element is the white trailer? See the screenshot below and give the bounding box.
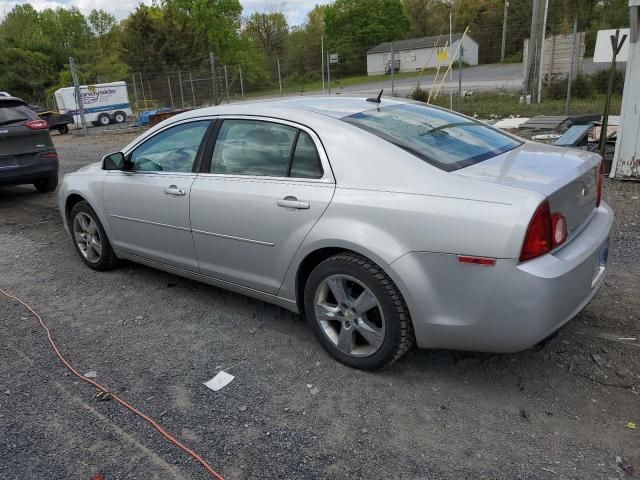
[54,81,132,127]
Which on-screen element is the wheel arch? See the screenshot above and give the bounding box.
[65,193,87,223]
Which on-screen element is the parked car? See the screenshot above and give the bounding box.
[58,97,613,369]
[0,96,59,192]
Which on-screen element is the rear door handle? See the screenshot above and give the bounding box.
[277,196,310,210]
[164,185,186,196]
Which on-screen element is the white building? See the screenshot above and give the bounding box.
[366,34,479,76]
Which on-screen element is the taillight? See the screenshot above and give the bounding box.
[520,201,552,261]
[41,152,58,159]
[595,161,603,207]
[26,119,48,130]
[520,201,568,262]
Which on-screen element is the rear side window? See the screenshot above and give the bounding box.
[0,104,36,126]
[210,119,324,179]
[344,103,521,172]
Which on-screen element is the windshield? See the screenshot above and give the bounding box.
[0,104,33,126]
[343,103,522,172]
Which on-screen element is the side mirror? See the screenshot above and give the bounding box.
[102,152,126,170]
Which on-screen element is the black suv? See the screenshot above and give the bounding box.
[0,96,59,192]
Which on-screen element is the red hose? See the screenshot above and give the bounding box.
[0,288,225,480]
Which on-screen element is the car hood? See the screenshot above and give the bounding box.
[71,161,104,175]
[454,141,600,196]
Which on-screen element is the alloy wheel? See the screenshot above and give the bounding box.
[73,212,103,263]
[313,274,386,357]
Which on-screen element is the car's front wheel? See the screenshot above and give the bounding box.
[304,253,414,369]
[69,201,119,271]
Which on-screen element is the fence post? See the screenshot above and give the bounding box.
[390,42,395,96]
[139,72,147,111]
[209,52,218,105]
[69,57,87,136]
[501,0,509,63]
[189,72,196,106]
[277,57,283,98]
[224,65,230,103]
[321,36,325,93]
[327,52,332,94]
[537,0,550,103]
[167,75,174,110]
[178,70,185,108]
[132,73,139,114]
[565,16,578,115]
[458,47,463,111]
[239,65,245,99]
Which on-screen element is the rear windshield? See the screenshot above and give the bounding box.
[343,103,522,172]
[0,104,35,126]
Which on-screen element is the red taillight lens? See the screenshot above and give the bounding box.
[595,161,603,207]
[520,200,552,262]
[41,152,58,159]
[551,213,567,247]
[458,255,496,266]
[26,119,48,130]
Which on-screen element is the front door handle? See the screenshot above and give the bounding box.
[277,196,310,210]
[164,185,186,196]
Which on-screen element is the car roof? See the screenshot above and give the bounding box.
[180,96,412,120]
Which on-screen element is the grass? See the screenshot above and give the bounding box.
[427,92,622,119]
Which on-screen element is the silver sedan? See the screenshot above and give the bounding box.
[58,97,613,369]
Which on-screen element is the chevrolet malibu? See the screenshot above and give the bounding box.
[58,97,613,369]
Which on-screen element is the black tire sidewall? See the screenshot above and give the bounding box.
[304,256,406,369]
[114,112,126,123]
[69,202,116,271]
[34,175,58,193]
[98,114,110,126]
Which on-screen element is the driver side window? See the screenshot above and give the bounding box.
[129,121,210,173]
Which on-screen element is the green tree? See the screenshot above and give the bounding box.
[243,9,289,59]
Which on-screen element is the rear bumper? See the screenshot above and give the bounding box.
[390,202,614,352]
[0,155,58,186]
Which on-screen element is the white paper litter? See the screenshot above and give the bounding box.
[204,371,235,391]
[493,117,529,129]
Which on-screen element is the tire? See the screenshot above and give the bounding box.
[113,111,127,123]
[97,113,111,126]
[69,201,119,271]
[57,125,69,134]
[304,252,414,369]
[33,175,58,193]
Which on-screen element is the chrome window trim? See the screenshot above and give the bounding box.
[201,115,335,184]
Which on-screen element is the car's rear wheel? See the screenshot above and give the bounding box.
[113,111,127,123]
[304,253,414,369]
[97,113,111,126]
[33,175,58,193]
[57,125,69,134]
[69,201,118,271]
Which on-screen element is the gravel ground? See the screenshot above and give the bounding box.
[1,130,639,480]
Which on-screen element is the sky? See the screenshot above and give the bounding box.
[0,0,327,26]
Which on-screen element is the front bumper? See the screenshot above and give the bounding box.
[390,202,614,353]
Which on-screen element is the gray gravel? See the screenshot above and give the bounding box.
[1,130,639,479]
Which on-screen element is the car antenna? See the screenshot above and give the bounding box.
[366,89,383,104]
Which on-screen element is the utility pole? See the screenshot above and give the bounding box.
[69,57,87,136]
[537,0,550,103]
[449,4,453,109]
[524,0,542,99]
[458,46,463,111]
[131,73,139,114]
[321,36,325,94]
[501,0,509,63]
[565,16,578,115]
[209,52,218,105]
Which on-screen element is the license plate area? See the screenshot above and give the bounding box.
[591,236,609,288]
[0,156,18,169]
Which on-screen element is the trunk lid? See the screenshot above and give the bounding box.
[454,142,601,235]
